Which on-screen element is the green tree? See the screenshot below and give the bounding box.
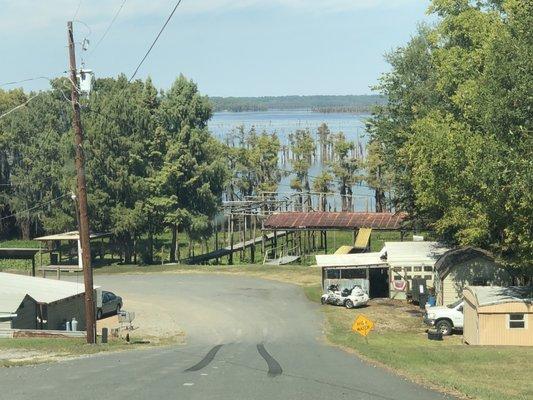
[330,133,360,212]
[289,129,315,210]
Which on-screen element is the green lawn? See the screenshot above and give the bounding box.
[305,284,533,400]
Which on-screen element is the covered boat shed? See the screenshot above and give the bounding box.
[262,211,406,262]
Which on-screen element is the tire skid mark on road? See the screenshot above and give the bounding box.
[184,344,224,372]
[257,343,283,377]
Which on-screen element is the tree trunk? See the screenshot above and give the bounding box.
[148,231,154,264]
[170,224,177,263]
[375,188,385,213]
[20,220,31,240]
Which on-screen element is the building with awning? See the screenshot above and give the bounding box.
[315,252,388,297]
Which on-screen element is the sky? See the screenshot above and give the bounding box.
[0,0,433,97]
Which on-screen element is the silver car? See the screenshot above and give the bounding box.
[97,291,123,319]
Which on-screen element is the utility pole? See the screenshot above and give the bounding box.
[68,21,96,344]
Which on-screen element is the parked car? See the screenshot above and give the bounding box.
[423,298,464,335]
[96,291,123,319]
[321,284,369,309]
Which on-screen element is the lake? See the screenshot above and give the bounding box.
[208,110,376,211]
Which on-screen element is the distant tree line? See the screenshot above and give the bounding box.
[366,0,532,275]
[209,95,386,113]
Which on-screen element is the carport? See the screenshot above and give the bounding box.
[0,248,40,276]
[315,252,389,298]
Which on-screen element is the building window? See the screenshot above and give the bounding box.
[424,266,433,272]
[414,266,422,272]
[393,267,402,272]
[404,267,412,272]
[508,314,526,329]
[326,269,340,279]
[424,275,432,280]
[342,268,366,279]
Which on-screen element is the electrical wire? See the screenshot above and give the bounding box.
[129,0,184,82]
[73,0,83,20]
[0,93,42,120]
[0,193,70,222]
[0,76,53,88]
[88,0,128,57]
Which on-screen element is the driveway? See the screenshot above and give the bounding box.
[0,273,454,400]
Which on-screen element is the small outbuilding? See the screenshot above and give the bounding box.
[315,252,389,298]
[463,286,533,346]
[434,247,511,306]
[0,272,99,331]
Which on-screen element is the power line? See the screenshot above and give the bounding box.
[73,0,83,20]
[129,0,184,82]
[0,76,52,88]
[0,93,42,120]
[89,0,128,57]
[0,193,70,222]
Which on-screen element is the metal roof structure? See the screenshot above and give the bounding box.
[263,212,406,231]
[0,272,98,313]
[34,231,111,241]
[434,247,494,278]
[315,253,387,268]
[466,286,533,307]
[381,241,450,268]
[0,248,39,259]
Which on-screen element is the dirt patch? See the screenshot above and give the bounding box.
[326,298,426,334]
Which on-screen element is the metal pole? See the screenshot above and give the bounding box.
[68,21,96,344]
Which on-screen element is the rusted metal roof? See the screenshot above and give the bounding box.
[263,212,406,230]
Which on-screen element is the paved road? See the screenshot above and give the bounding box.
[0,274,454,400]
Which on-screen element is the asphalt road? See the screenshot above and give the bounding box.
[0,274,454,400]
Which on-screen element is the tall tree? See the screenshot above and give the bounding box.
[289,129,315,210]
[330,132,360,212]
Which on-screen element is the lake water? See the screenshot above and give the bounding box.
[208,110,376,211]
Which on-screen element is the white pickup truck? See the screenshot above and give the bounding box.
[423,299,464,335]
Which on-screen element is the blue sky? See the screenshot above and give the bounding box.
[0,0,432,96]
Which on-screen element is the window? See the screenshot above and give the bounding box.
[393,267,402,272]
[404,267,412,272]
[342,268,366,279]
[326,269,340,279]
[508,314,526,329]
[414,266,422,272]
[424,275,432,280]
[424,266,433,272]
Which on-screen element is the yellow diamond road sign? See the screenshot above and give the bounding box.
[352,315,374,337]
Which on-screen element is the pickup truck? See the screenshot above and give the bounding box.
[423,299,464,335]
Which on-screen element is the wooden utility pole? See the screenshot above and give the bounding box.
[68,21,96,344]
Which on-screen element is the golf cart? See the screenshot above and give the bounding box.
[321,284,369,309]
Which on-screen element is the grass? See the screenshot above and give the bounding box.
[0,336,178,368]
[0,229,430,272]
[305,283,533,400]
